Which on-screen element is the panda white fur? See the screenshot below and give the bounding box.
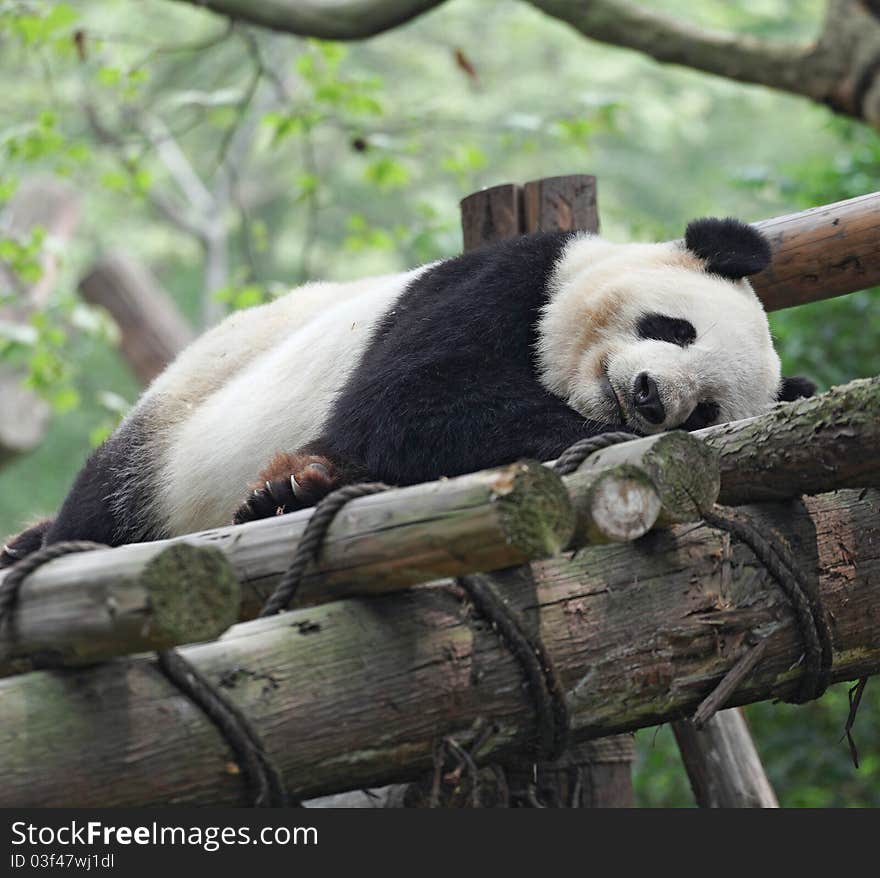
[1,217,815,562]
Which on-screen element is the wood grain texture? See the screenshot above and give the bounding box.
[523,174,599,234]
[1,489,875,805]
[700,376,880,505]
[673,709,779,808]
[460,183,523,251]
[752,191,880,311]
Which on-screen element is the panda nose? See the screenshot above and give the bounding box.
[633,372,665,424]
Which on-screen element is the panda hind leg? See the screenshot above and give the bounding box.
[232,450,349,524]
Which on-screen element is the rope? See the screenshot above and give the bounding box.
[259,482,390,617]
[156,649,291,807]
[458,573,570,761]
[0,541,107,631]
[701,505,833,704]
[552,432,635,476]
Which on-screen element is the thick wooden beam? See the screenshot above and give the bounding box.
[460,183,523,251]
[752,191,880,311]
[1,488,875,806]
[0,460,578,642]
[523,174,599,234]
[700,376,880,505]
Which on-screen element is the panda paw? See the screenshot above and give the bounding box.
[232,453,340,524]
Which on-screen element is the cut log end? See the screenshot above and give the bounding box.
[642,431,720,522]
[143,544,240,648]
[492,461,576,558]
[587,467,662,542]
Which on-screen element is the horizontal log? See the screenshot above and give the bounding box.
[752,191,880,311]
[699,376,880,505]
[0,543,240,676]
[1,488,875,805]
[0,460,577,632]
[564,429,719,530]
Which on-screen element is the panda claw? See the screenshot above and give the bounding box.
[233,452,343,525]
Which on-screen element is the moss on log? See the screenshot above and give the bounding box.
[701,376,880,505]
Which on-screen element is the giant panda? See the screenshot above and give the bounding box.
[1,216,815,565]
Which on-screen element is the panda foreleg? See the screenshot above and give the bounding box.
[0,517,54,568]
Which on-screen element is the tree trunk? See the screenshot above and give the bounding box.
[0,178,81,468]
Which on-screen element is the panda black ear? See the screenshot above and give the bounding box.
[777,375,817,402]
[684,217,772,280]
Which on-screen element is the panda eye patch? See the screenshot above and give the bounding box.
[637,313,696,347]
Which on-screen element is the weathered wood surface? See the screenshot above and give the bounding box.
[0,460,577,632]
[523,174,599,234]
[460,183,523,251]
[78,254,194,384]
[700,376,880,505]
[1,488,875,806]
[752,191,880,311]
[566,429,719,532]
[673,709,779,808]
[0,543,240,677]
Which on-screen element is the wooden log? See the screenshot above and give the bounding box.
[0,488,875,806]
[78,254,194,384]
[752,191,880,311]
[0,460,576,640]
[564,430,720,536]
[700,376,880,505]
[673,709,779,808]
[459,183,523,251]
[523,174,599,234]
[0,543,240,676]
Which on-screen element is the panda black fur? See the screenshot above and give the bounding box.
[2,217,815,561]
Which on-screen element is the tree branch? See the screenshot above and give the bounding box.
[528,0,827,98]
[182,0,449,39]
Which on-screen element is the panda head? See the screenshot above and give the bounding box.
[537,217,814,435]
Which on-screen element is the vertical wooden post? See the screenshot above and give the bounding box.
[457,174,777,809]
[460,183,524,249]
[673,710,778,808]
[459,173,635,808]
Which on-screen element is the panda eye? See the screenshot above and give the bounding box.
[682,401,720,431]
[637,313,696,347]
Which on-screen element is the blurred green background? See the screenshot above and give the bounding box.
[0,0,877,806]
